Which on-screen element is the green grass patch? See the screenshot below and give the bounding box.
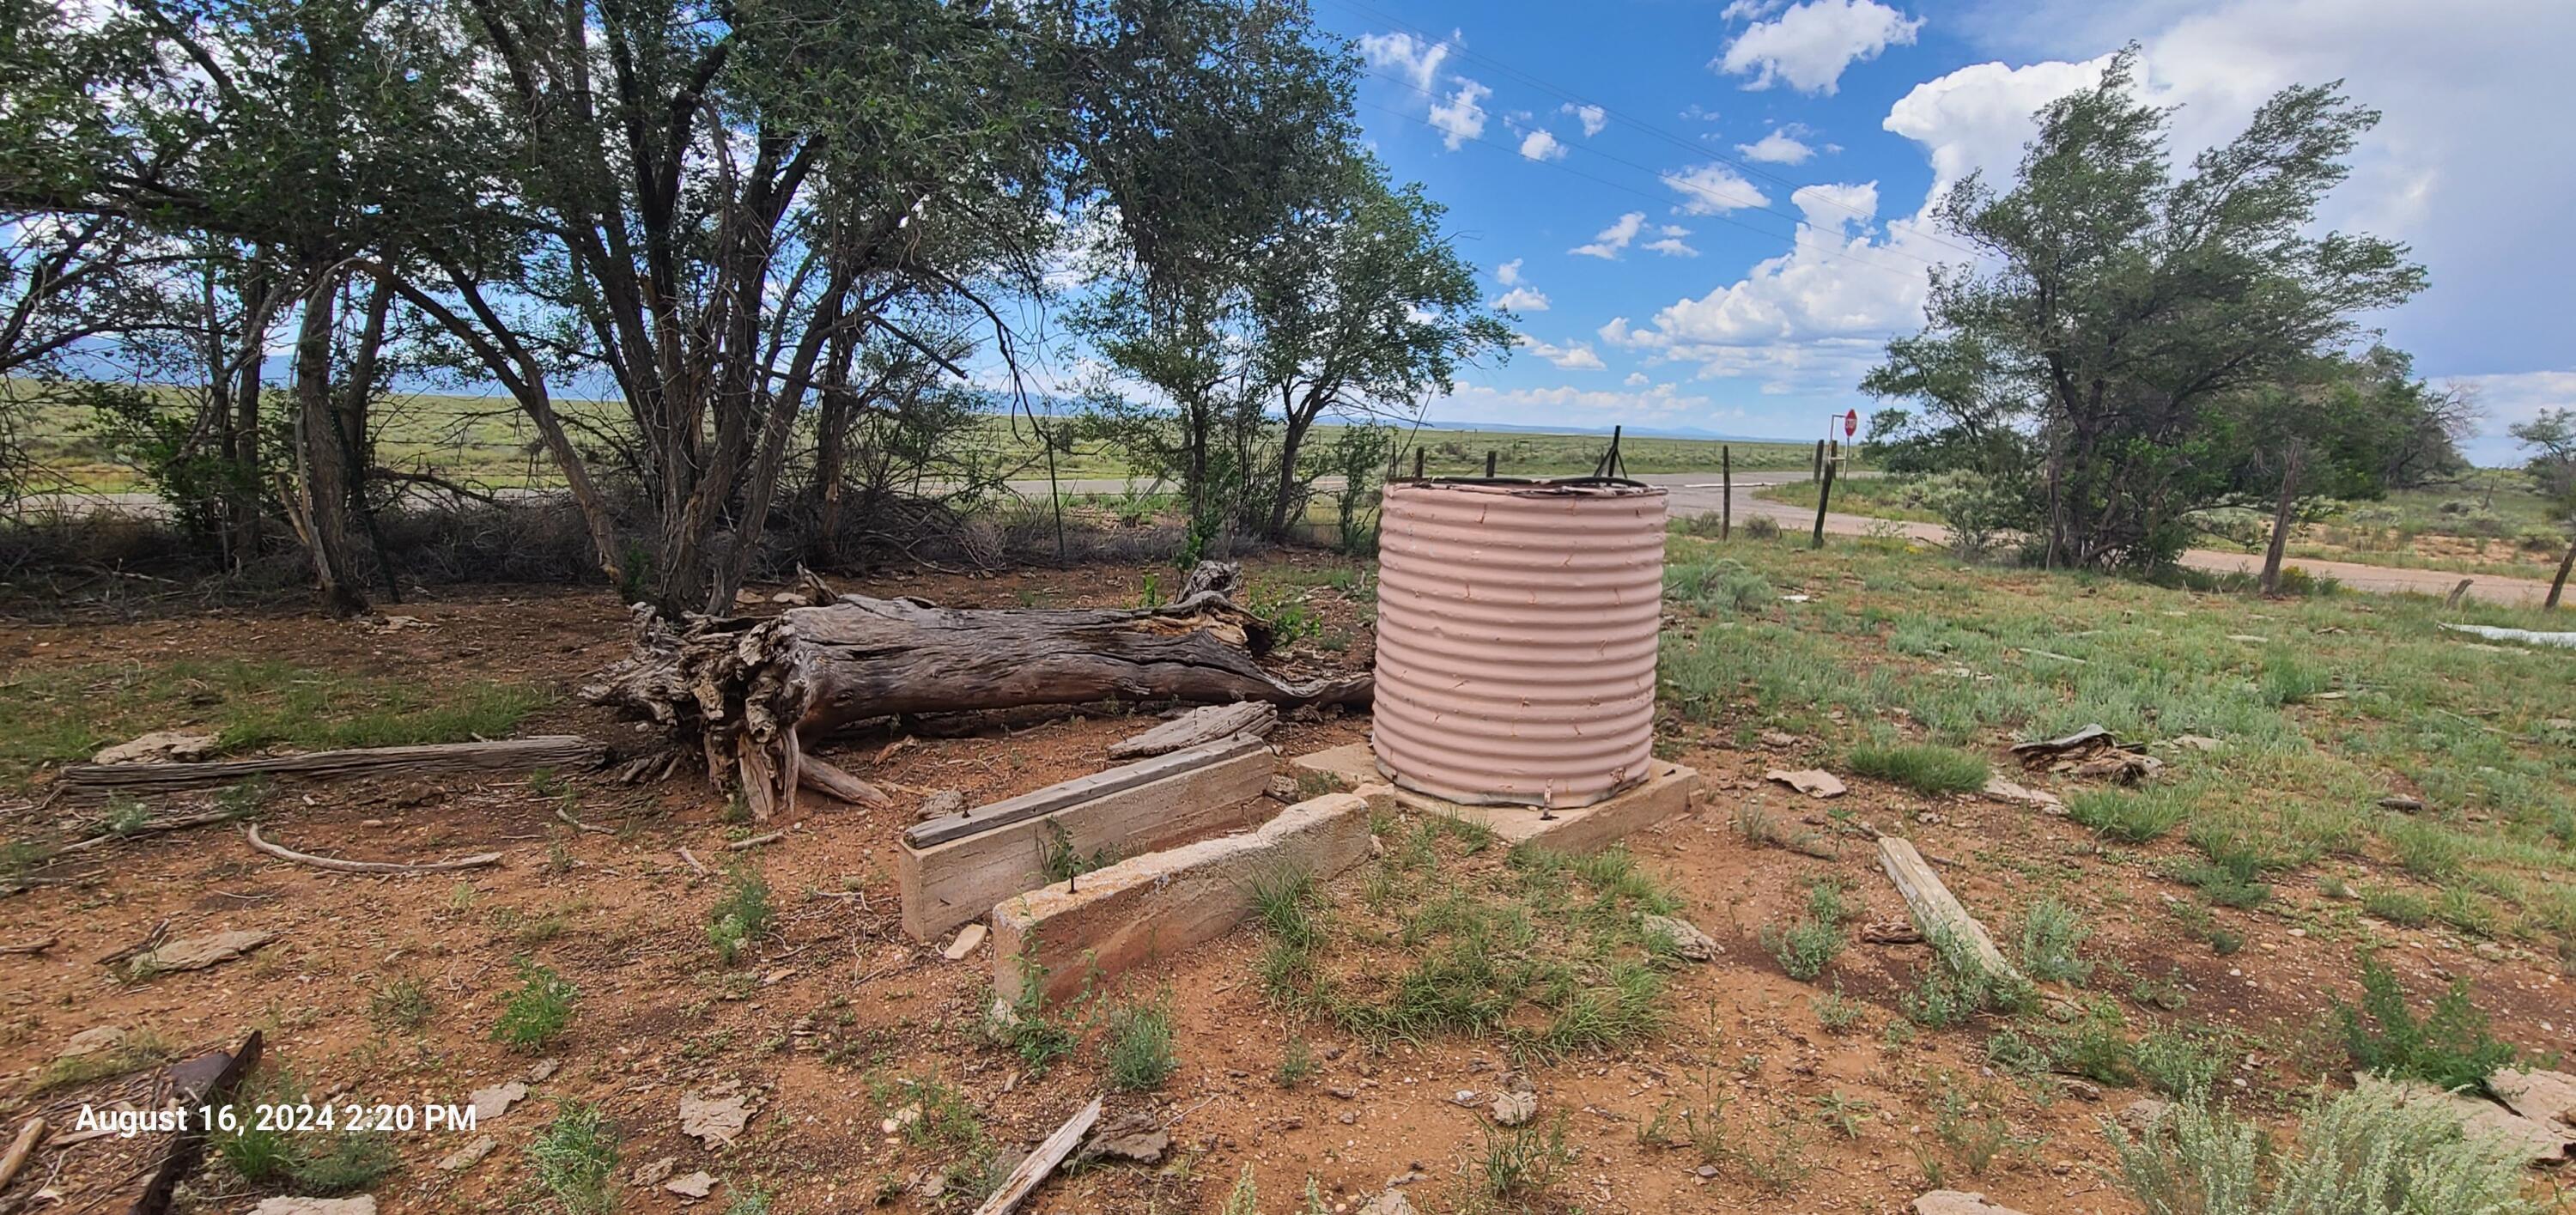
[0,659,548,785]
[1846,742,1990,795]
[493,959,576,1053]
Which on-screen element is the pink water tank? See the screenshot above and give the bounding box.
[1370,478,1668,807]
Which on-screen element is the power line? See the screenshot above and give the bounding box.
[1321,0,1992,263]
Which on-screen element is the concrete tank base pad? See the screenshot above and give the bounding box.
[1290,742,1704,855]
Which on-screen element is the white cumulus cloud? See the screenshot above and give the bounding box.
[1519,129,1567,161]
[1358,31,1451,94]
[1562,103,1608,137]
[1516,334,1608,370]
[1571,211,1648,259]
[1737,126,1818,164]
[1496,258,1523,286]
[1429,79,1492,150]
[1662,163,1773,215]
[1494,286,1552,313]
[1716,0,1923,95]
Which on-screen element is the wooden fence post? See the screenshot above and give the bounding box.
[1720,446,1732,539]
[1811,458,1836,550]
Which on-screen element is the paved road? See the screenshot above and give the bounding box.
[1635,471,2561,608]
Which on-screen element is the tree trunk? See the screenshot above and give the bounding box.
[2259,442,2306,596]
[341,271,402,604]
[584,562,1370,794]
[2549,537,2574,611]
[288,269,368,617]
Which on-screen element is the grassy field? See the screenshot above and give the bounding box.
[1763,474,2573,580]
[1660,529,2576,957]
[9,386,1809,495]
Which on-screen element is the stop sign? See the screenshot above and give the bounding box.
[1844,409,1858,439]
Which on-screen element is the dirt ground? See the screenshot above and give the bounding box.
[2,554,2570,1214]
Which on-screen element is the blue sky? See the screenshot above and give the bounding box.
[1313,0,2576,462]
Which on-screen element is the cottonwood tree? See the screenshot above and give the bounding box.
[1863,49,2427,570]
[2512,408,2576,609]
[1065,0,1371,556]
[1242,155,1510,538]
[2226,348,2469,593]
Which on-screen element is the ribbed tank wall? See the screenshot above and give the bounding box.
[1370,480,1668,807]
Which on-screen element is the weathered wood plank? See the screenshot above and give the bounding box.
[1108,702,1278,759]
[54,736,604,799]
[904,736,1267,849]
[1877,835,2020,983]
[993,787,1392,1007]
[971,1095,1102,1215]
[897,744,1273,940]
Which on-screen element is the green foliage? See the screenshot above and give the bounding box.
[2069,786,2192,843]
[492,959,576,1053]
[1847,742,1990,795]
[1218,1166,1261,1215]
[2015,896,2094,985]
[210,1068,398,1195]
[1759,880,1853,982]
[2107,1087,2543,1215]
[1862,47,2428,571]
[2358,885,2432,928]
[1103,995,1178,1091]
[368,975,435,1030]
[1273,1036,1319,1087]
[706,863,775,964]
[2336,955,2514,1092]
[1473,1115,1568,1202]
[33,1028,172,1092]
[526,1102,619,1215]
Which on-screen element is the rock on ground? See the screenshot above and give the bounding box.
[1639,914,1722,961]
[665,1170,717,1199]
[1490,1090,1536,1127]
[1078,1110,1171,1164]
[679,1090,751,1146]
[1356,1192,1417,1215]
[467,1081,527,1121]
[132,928,276,975]
[55,1026,125,1059]
[92,731,217,765]
[250,1200,377,1215]
[1913,1193,2032,1215]
[1765,768,1846,799]
[435,1134,498,1172]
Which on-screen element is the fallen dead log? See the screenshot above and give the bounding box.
[973,1094,1102,1215]
[245,823,503,875]
[0,938,54,956]
[53,736,605,800]
[584,562,1366,809]
[1108,702,1279,759]
[42,808,255,860]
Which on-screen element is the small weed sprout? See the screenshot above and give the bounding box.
[2016,896,2094,985]
[706,862,775,964]
[2336,953,2514,1092]
[368,975,435,1031]
[526,1101,619,1215]
[1103,995,1178,1091]
[1274,1037,1320,1087]
[493,959,576,1053]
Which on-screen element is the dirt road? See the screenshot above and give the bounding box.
[1644,473,2565,608]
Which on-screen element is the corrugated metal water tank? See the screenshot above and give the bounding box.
[1370,478,1668,808]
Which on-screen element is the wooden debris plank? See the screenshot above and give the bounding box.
[972,1095,1103,1215]
[124,1030,262,1215]
[1107,702,1278,759]
[799,754,890,809]
[904,736,1267,849]
[0,1115,42,1194]
[993,787,1391,1007]
[898,742,1273,940]
[1877,835,2021,983]
[54,736,604,799]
